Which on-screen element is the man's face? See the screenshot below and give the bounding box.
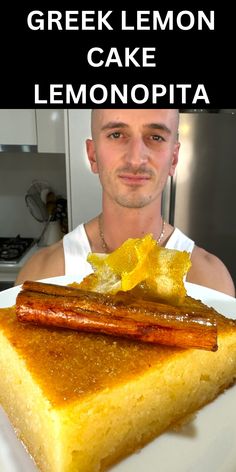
[86,109,180,209]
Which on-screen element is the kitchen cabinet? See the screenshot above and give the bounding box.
[0,109,65,153]
[0,109,37,146]
[36,110,65,153]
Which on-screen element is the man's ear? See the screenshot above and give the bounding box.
[169,142,180,177]
[86,139,99,174]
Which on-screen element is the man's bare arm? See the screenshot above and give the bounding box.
[187,246,235,297]
[15,238,235,298]
[15,241,65,285]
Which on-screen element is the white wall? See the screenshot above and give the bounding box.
[0,152,67,237]
[65,110,102,230]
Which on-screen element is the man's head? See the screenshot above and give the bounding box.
[86,109,180,210]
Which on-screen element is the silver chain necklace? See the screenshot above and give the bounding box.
[98,214,166,253]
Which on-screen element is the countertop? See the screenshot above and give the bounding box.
[0,243,40,282]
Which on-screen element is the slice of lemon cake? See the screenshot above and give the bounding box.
[1,301,236,472]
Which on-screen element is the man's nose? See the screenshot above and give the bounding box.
[125,138,149,167]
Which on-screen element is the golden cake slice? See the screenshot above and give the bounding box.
[1,290,236,472]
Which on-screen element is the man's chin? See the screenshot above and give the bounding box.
[114,196,152,209]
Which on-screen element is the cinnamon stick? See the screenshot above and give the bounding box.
[16,281,218,351]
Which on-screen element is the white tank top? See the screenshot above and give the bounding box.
[63,224,195,277]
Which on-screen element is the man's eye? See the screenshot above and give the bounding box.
[151,135,164,141]
[109,132,121,139]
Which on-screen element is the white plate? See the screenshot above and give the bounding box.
[0,277,236,472]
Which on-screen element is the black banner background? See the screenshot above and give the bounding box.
[0,4,234,108]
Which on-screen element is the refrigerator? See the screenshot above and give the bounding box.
[66,110,236,286]
[163,110,236,285]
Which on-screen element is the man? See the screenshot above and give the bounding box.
[15,109,235,296]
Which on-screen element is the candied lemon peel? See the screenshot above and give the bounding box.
[78,234,191,306]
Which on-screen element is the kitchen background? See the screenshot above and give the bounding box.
[0,109,235,290]
[0,110,67,289]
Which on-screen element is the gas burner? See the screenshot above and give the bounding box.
[0,236,35,264]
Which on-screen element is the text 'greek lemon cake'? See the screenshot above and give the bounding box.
[1,300,236,472]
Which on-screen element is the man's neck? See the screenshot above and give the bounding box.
[100,202,163,252]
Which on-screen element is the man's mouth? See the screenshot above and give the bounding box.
[118,173,151,185]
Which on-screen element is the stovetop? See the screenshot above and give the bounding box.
[0,236,35,265]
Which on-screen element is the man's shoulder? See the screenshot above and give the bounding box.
[187,245,235,297]
[15,240,65,285]
[192,246,227,270]
[29,240,64,264]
